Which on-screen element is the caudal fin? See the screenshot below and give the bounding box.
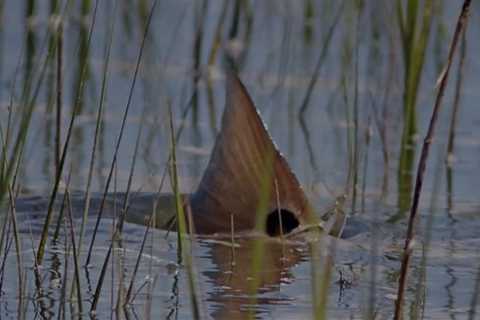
[190,73,316,235]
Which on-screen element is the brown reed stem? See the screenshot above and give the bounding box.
[446,29,467,159]
[65,187,83,314]
[393,1,472,319]
[55,22,62,171]
[125,216,152,304]
[298,0,344,118]
[468,260,480,320]
[6,184,23,299]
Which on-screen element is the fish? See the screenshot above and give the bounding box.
[56,72,344,238]
[155,72,344,237]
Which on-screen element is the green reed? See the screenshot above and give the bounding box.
[247,151,274,320]
[0,210,8,284]
[396,0,433,216]
[0,18,25,194]
[168,105,201,319]
[116,101,149,308]
[37,0,99,265]
[0,0,68,204]
[310,237,337,320]
[64,173,83,314]
[90,0,159,313]
[124,213,152,305]
[208,1,229,66]
[6,184,23,301]
[85,0,156,266]
[77,0,117,256]
[0,6,76,309]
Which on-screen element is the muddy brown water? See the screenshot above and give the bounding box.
[1,0,480,319]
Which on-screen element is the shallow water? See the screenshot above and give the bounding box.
[1,0,480,319]
[4,193,479,319]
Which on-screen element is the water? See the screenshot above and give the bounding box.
[1,0,480,319]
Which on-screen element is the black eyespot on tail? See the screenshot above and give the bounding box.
[265,209,299,237]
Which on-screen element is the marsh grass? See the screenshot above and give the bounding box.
[0,39,24,190]
[0,20,49,203]
[298,0,344,119]
[396,0,434,216]
[121,96,155,307]
[0,213,9,285]
[124,213,152,304]
[37,0,99,265]
[446,29,466,161]
[311,238,337,320]
[469,261,480,320]
[208,1,229,66]
[90,228,114,312]
[410,149,444,320]
[65,174,83,314]
[58,223,71,319]
[90,2,159,315]
[6,184,23,300]
[86,0,157,266]
[168,105,201,319]
[116,97,146,236]
[248,151,274,319]
[77,0,118,257]
[55,19,62,171]
[394,1,472,318]
[52,185,67,243]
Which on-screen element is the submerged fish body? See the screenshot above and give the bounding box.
[183,73,342,237]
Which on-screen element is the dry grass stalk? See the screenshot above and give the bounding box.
[394,1,472,318]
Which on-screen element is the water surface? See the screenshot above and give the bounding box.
[1,0,480,319]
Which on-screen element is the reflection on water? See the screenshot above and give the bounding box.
[202,238,305,319]
[1,0,480,319]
